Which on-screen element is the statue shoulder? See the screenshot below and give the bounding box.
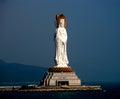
[56,28,62,32]
[57,27,65,30]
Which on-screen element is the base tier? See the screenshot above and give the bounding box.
[41,72,81,86]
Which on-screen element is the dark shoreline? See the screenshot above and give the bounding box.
[0,85,102,92]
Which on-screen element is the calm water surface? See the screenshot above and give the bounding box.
[0,82,120,99]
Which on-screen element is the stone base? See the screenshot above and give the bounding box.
[49,66,72,72]
[41,66,81,86]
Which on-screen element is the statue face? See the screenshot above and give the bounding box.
[59,19,65,27]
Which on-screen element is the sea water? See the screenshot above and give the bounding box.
[0,82,120,99]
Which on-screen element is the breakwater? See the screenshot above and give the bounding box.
[0,85,102,92]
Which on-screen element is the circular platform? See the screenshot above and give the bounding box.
[48,66,73,72]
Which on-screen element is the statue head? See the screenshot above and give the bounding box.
[56,14,66,28]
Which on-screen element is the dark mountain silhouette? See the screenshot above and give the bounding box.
[0,59,48,84]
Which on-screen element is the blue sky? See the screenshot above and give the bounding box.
[0,0,120,82]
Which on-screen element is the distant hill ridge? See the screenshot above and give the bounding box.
[0,59,48,84]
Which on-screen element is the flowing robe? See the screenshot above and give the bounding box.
[55,27,69,67]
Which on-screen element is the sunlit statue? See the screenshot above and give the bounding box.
[55,14,69,67]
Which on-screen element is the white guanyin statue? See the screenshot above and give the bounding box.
[55,14,69,67]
